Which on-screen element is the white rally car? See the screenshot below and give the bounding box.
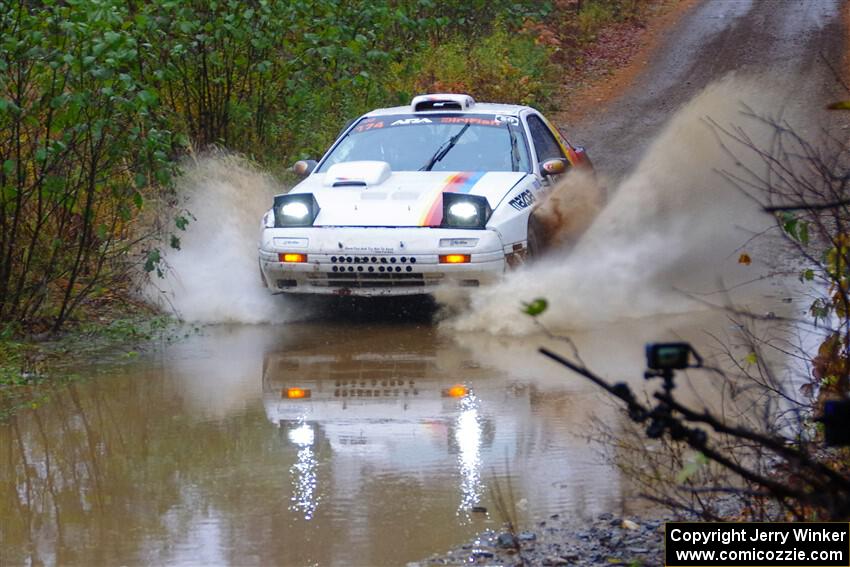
[259,94,592,296]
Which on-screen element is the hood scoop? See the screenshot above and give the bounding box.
[324,161,392,188]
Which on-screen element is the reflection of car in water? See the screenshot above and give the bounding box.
[265,352,482,423]
[260,331,533,519]
[258,93,593,297]
[262,351,501,452]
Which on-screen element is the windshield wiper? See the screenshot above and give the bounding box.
[420,123,470,171]
[508,124,520,172]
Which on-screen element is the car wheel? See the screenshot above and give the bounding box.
[527,215,545,261]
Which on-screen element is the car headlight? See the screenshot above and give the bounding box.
[448,201,478,220]
[281,202,310,220]
[272,193,320,227]
[442,193,491,229]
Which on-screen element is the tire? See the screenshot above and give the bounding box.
[259,260,268,288]
[527,214,545,261]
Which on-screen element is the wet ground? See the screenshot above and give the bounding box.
[1,308,785,566]
[1,1,847,565]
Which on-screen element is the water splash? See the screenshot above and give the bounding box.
[146,153,292,324]
[448,76,788,334]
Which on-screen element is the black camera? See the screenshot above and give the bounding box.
[821,400,850,447]
[646,342,694,371]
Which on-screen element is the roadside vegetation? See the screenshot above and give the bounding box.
[0,0,669,403]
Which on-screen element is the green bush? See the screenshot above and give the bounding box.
[392,26,559,110]
[0,0,179,331]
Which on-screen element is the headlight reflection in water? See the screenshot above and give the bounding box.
[455,394,484,519]
[288,422,319,520]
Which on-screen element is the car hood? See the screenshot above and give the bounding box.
[289,168,528,227]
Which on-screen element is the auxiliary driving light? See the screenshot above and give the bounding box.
[279,253,307,263]
[439,254,470,264]
[448,201,478,220]
[273,193,320,227]
[442,384,469,398]
[285,387,311,399]
[281,201,310,219]
[442,193,491,229]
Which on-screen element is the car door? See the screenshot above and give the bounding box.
[523,112,569,185]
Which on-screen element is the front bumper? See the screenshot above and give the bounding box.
[259,227,508,296]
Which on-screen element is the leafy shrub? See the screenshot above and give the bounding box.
[392,26,559,109]
[0,0,179,331]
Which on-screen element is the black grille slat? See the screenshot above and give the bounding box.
[327,273,423,281]
[312,280,426,289]
[306,270,435,289]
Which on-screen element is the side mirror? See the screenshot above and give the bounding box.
[293,159,318,177]
[540,158,567,177]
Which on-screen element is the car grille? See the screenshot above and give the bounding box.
[263,354,429,398]
[329,255,417,266]
[331,375,420,398]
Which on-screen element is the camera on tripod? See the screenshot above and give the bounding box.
[643,342,703,396]
[644,343,850,447]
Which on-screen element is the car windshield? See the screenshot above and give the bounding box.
[316,113,531,173]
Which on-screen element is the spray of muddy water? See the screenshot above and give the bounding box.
[149,76,787,328]
[446,76,787,335]
[534,167,605,250]
[146,154,292,324]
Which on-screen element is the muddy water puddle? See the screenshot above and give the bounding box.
[0,308,801,566]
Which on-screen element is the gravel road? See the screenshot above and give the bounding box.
[566,0,846,183]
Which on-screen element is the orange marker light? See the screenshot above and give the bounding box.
[443,384,469,398]
[285,387,311,399]
[439,254,471,264]
[280,253,307,263]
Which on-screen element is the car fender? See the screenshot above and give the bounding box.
[487,174,545,247]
